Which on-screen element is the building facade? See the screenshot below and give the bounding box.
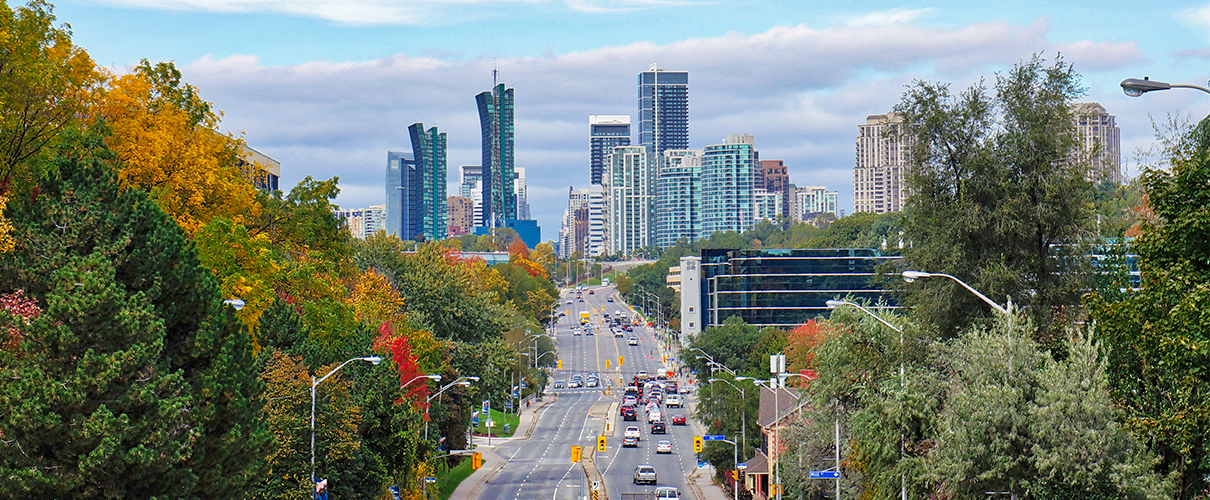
[334,205,385,239]
[446,196,475,237]
[240,145,281,192]
[794,186,839,219]
[558,187,593,259]
[515,167,531,220]
[604,146,655,256]
[459,165,484,227]
[683,248,900,331]
[759,159,791,221]
[1071,102,1122,184]
[655,149,702,248]
[590,115,631,185]
[700,134,757,237]
[638,67,689,157]
[752,188,782,225]
[385,151,417,240]
[408,123,447,241]
[476,83,516,227]
[855,113,909,214]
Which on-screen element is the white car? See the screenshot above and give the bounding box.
[648,410,663,424]
[624,426,641,441]
[628,337,639,346]
[656,440,672,454]
[665,395,682,408]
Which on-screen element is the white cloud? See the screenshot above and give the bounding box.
[177,17,1146,240]
[843,7,935,28]
[1181,4,1210,37]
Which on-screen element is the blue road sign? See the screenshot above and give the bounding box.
[425,477,437,483]
[810,471,840,479]
[472,411,480,426]
[703,435,725,441]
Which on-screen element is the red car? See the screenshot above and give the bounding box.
[671,414,687,425]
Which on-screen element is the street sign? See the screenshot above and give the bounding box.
[482,400,490,416]
[809,471,840,479]
[702,434,725,441]
[737,463,747,470]
[472,411,479,426]
[425,477,437,483]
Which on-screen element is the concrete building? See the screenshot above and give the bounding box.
[855,113,909,214]
[334,205,385,239]
[446,196,475,237]
[679,255,702,337]
[476,83,516,227]
[655,149,702,248]
[240,145,280,192]
[1071,102,1122,184]
[752,188,782,225]
[515,167,531,220]
[590,115,631,185]
[558,187,593,259]
[759,160,791,221]
[459,165,484,227]
[700,134,757,237]
[638,66,689,157]
[587,184,607,257]
[794,186,839,220]
[604,146,655,256]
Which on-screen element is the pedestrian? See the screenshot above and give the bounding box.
[526,399,530,409]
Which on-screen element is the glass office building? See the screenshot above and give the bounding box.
[689,248,901,330]
[590,115,631,186]
[476,83,516,226]
[700,135,757,237]
[408,122,447,241]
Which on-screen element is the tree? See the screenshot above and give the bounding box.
[893,55,1095,341]
[1087,115,1210,498]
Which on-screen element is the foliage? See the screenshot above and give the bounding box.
[1087,114,1210,498]
[893,55,1096,342]
[682,316,770,377]
[96,60,260,235]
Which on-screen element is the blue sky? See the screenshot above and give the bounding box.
[51,0,1210,242]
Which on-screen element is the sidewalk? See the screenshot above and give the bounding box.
[448,392,557,500]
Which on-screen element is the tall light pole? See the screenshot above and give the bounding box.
[426,376,479,441]
[827,300,905,500]
[312,356,382,485]
[708,378,746,464]
[901,270,1011,315]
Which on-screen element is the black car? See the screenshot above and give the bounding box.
[650,421,667,434]
[622,406,638,421]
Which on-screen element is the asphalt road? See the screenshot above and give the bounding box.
[478,284,699,500]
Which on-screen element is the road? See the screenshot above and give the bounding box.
[477,284,700,500]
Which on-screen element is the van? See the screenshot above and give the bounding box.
[655,487,681,499]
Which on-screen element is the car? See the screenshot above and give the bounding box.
[671,414,686,425]
[566,299,573,304]
[621,406,637,421]
[589,290,595,295]
[623,395,637,406]
[554,380,565,388]
[648,411,663,424]
[587,377,598,387]
[586,329,594,336]
[628,337,639,346]
[569,379,582,388]
[623,435,638,447]
[615,330,624,338]
[655,487,681,499]
[637,371,650,380]
[573,329,581,336]
[650,421,666,434]
[666,382,679,394]
[624,426,641,441]
[607,297,614,302]
[579,298,585,302]
[645,403,659,414]
[666,395,683,408]
[656,440,672,454]
[633,465,657,485]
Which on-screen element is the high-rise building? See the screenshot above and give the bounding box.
[753,188,782,224]
[759,160,791,220]
[515,167,531,220]
[655,149,702,248]
[559,187,593,259]
[408,123,447,241]
[447,196,475,237]
[459,165,484,227]
[586,184,606,257]
[700,134,757,237]
[1071,102,1122,184]
[590,115,631,185]
[604,146,655,256]
[476,83,516,227]
[794,186,839,219]
[638,67,689,157]
[334,205,386,239]
[385,151,418,239]
[855,113,909,214]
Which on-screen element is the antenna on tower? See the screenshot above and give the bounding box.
[492,59,499,86]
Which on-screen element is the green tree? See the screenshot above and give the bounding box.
[894,55,1095,341]
[1087,115,1210,498]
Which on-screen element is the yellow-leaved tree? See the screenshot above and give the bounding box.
[95,60,261,234]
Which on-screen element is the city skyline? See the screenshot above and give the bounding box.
[56,0,1210,242]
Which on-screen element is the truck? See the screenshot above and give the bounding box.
[580,311,590,325]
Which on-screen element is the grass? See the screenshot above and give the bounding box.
[471,408,521,437]
[437,456,475,500]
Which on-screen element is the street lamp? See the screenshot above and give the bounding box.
[312,356,382,485]
[1121,77,1210,97]
[736,376,783,500]
[901,270,1010,315]
[222,298,245,310]
[708,378,747,465]
[425,376,480,440]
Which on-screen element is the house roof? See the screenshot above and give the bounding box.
[742,449,770,475]
[756,386,801,427]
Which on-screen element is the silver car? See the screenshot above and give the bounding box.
[633,465,657,485]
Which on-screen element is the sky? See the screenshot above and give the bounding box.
[49,0,1210,242]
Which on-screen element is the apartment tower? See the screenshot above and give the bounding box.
[854,113,909,214]
[638,66,689,157]
[590,115,631,185]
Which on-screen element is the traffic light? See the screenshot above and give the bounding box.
[606,359,611,369]
[731,470,739,480]
[558,359,563,370]
[472,452,482,470]
[693,436,703,453]
[571,445,581,463]
[619,356,624,366]
[662,355,667,363]
[597,435,607,452]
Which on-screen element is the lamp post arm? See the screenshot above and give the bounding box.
[315,356,379,387]
[1171,83,1210,94]
[831,300,902,332]
[934,273,1010,315]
